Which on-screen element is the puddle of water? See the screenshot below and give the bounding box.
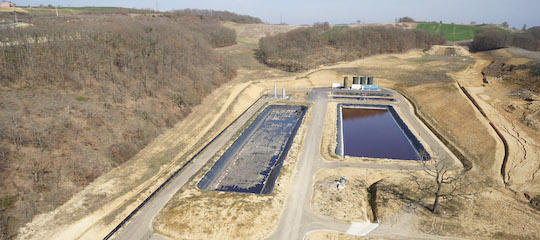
[342,107,419,160]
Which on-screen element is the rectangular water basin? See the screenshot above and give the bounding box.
[336,104,428,160]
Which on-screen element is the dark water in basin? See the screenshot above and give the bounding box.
[342,108,420,160]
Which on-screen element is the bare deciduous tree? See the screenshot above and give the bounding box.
[410,156,479,213]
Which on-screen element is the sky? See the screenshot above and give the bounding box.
[12,0,540,28]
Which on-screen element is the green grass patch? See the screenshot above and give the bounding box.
[0,195,17,210]
[75,96,89,101]
[416,23,508,42]
[321,25,349,41]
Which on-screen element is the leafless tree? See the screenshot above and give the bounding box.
[409,156,479,213]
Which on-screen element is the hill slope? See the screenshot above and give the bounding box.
[0,14,237,239]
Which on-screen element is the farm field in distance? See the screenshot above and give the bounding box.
[416,22,509,41]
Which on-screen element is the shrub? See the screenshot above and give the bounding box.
[108,142,137,166]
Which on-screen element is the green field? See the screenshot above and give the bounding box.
[416,23,508,42]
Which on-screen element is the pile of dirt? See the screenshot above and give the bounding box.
[424,45,471,57]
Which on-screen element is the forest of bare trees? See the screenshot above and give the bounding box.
[258,25,446,71]
[472,27,540,51]
[0,14,237,238]
[167,9,263,24]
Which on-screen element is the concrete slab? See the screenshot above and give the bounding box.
[346,222,379,236]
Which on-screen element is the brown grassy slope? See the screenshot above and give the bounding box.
[0,15,236,238]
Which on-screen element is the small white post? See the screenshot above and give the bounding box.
[56,6,59,17]
[274,84,277,98]
[282,88,286,98]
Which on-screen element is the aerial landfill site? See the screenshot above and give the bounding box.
[1,3,540,240]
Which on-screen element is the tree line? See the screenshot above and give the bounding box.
[167,9,263,24]
[472,27,540,51]
[258,24,446,71]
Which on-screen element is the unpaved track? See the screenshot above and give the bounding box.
[113,97,268,240]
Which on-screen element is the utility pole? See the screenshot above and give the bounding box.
[280,13,282,25]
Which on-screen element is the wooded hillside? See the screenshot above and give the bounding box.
[0,14,236,238]
[258,25,446,71]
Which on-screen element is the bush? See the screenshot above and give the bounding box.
[108,142,137,166]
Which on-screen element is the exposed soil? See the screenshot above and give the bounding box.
[451,48,540,205]
[312,168,401,223]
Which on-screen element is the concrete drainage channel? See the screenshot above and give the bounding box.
[198,105,307,194]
